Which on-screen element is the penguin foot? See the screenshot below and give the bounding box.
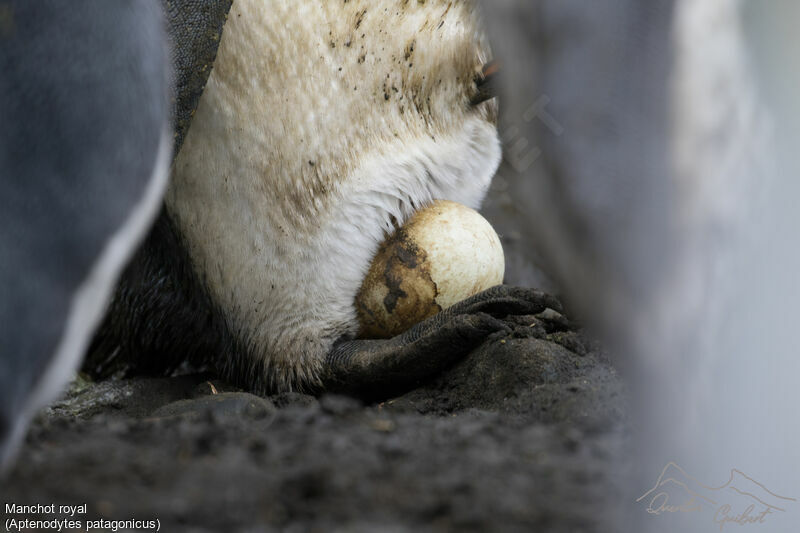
[322,285,561,400]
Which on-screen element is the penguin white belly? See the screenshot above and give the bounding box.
[168,0,500,391]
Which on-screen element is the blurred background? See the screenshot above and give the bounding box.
[483,1,799,531]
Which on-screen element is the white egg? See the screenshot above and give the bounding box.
[356,200,505,338]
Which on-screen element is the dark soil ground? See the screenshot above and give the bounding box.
[1,316,630,532]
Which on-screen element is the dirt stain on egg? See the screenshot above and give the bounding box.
[356,226,441,339]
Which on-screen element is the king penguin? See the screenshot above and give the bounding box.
[89,0,557,398]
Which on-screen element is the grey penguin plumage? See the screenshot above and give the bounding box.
[0,0,171,469]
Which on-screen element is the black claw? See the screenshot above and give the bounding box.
[470,61,499,106]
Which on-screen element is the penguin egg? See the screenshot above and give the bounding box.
[355,200,505,339]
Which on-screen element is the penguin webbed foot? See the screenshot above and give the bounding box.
[322,286,562,400]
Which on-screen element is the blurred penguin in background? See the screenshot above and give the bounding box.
[0,1,171,469]
[484,1,799,531]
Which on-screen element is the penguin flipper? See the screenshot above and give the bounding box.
[163,0,233,155]
[322,286,562,400]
